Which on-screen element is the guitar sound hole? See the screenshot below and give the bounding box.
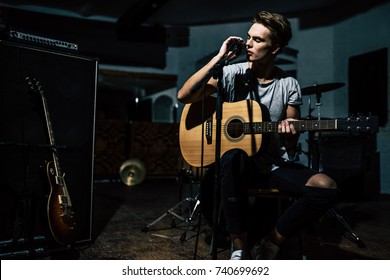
[227,119,244,139]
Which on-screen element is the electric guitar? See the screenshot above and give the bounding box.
[26,77,76,245]
[179,96,379,167]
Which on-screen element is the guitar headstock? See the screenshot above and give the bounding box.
[338,115,379,134]
[26,76,44,97]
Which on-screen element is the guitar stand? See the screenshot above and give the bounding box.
[141,169,201,235]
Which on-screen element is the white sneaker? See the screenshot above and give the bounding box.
[230,249,246,260]
[251,238,280,260]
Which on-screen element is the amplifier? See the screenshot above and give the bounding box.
[311,133,380,199]
[0,42,97,254]
[7,29,78,52]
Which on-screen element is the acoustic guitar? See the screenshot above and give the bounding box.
[26,77,76,245]
[179,96,378,167]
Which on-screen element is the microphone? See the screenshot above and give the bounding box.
[225,39,246,61]
[209,39,246,78]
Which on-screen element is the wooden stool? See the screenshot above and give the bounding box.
[248,187,292,216]
[248,186,366,259]
[247,187,305,259]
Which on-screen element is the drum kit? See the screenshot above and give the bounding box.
[301,82,345,120]
[300,82,345,170]
[283,82,364,248]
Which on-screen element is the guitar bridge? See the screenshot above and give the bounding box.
[206,117,212,144]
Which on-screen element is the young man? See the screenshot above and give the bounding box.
[178,11,338,260]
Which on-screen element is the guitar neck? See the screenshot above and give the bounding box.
[41,91,63,179]
[179,98,378,167]
[243,119,337,134]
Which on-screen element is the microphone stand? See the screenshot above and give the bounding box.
[197,40,243,259]
[207,57,231,260]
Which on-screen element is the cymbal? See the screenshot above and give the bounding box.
[301,82,345,96]
[119,158,146,186]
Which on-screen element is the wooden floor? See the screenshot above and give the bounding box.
[63,178,390,260]
[2,178,390,260]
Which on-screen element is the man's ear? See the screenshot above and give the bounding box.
[272,44,281,55]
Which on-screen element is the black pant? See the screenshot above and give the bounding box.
[202,149,339,238]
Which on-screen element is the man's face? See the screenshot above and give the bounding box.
[245,23,279,62]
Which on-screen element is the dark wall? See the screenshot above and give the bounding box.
[349,48,388,127]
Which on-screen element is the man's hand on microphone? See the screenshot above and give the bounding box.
[219,36,245,61]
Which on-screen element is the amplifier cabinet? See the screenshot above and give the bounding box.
[311,132,380,199]
[0,41,98,257]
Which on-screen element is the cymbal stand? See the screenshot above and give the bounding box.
[326,208,365,248]
[141,168,200,233]
[179,193,201,242]
[314,90,324,171]
[305,90,323,169]
[306,89,365,248]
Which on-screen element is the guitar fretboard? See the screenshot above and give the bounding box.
[26,77,63,179]
[240,119,337,134]
[41,93,63,179]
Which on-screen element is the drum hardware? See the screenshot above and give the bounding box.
[141,167,202,242]
[302,82,345,126]
[301,82,346,168]
[301,82,365,248]
[301,82,345,96]
[119,158,146,187]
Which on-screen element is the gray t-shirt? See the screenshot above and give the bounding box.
[219,62,302,172]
